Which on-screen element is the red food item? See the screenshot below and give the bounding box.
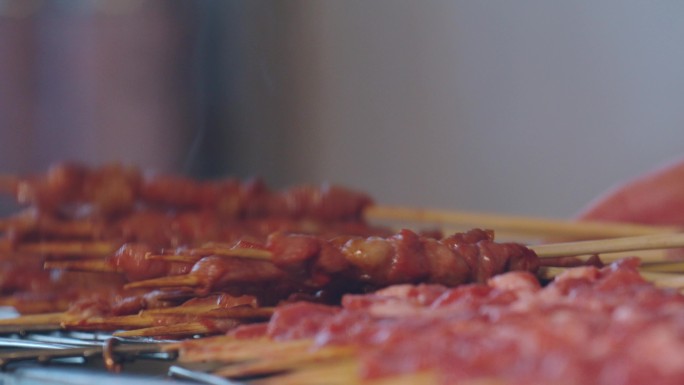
[219,261,684,385]
[6,162,375,221]
[266,302,341,341]
[120,229,540,307]
[65,289,183,319]
[181,293,258,309]
[577,157,684,226]
[189,256,288,297]
[266,232,322,270]
[110,243,192,281]
[228,323,268,339]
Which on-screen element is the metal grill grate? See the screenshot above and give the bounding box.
[0,329,235,384]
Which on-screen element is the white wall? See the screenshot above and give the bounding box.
[259,1,684,217]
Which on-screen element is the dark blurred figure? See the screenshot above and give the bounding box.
[1,0,309,174]
[0,0,204,215]
[0,0,302,180]
[0,0,199,173]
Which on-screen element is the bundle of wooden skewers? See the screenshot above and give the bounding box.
[2,162,684,385]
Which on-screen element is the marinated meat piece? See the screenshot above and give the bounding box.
[213,261,684,385]
[124,229,541,303]
[4,162,374,221]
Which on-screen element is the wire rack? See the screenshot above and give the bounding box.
[0,328,240,385]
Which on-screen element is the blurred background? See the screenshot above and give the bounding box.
[1,0,684,218]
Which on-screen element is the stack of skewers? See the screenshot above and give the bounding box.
[2,162,684,384]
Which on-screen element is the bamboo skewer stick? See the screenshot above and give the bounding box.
[250,359,361,385]
[140,305,273,319]
[640,261,684,273]
[25,301,271,332]
[254,363,439,385]
[124,275,201,290]
[366,205,681,240]
[16,241,118,256]
[141,304,228,316]
[203,307,274,320]
[144,254,199,264]
[177,338,313,364]
[587,249,669,264]
[640,271,684,289]
[0,323,63,334]
[182,339,364,385]
[207,247,274,260]
[113,322,211,338]
[37,245,271,274]
[0,312,70,333]
[43,259,121,273]
[540,266,684,289]
[145,247,273,263]
[162,335,232,355]
[64,314,156,331]
[356,371,441,385]
[113,319,239,338]
[529,233,684,259]
[213,345,356,378]
[0,312,65,327]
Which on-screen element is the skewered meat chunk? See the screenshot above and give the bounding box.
[13,163,140,217]
[3,162,374,221]
[123,229,540,302]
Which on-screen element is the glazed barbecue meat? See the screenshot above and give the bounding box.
[141,174,373,221]
[123,229,540,303]
[265,228,538,286]
[2,162,373,221]
[0,162,400,317]
[8,163,140,217]
[64,292,259,328]
[0,267,130,314]
[0,209,393,260]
